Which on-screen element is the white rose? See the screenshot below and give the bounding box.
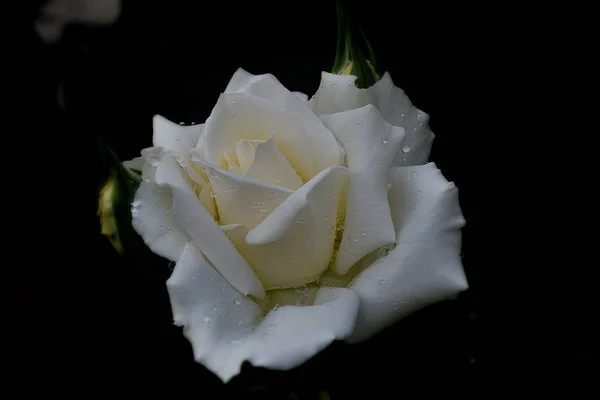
[127,68,468,382]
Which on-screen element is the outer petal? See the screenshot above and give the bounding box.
[131,147,190,262]
[151,153,265,298]
[309,72,434,166]
[320,105,405,275]
[152,115,204,164]
[244,138,303,190]
[220,166,347,290]
[167,243,360,382]
[224,68,292,103]
[201,91,344,182]
[191,152,293,228]
[346,162,468,343]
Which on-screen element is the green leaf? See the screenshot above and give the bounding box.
[97,138,144,257]
[331,1,381,88]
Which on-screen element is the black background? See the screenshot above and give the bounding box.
[7,0,591,398]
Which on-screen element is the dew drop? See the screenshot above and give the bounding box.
[132,199,142,207]
[295,285,309,294]
[168,261,176,271]
[179,122,185,126]
[381,138,388,144]
[332,84,338,88]
[231,100,236,104]
[212,306,219,311]
[402,144,412,153]
[234,299,241,305]
[361,231,366,236]
[324,216,329,222]
[148,156,160,167]
[268,324,276,330]
[353,238,358,243]
[203,316,211,322]
[238,320,243,325]
[231,339,241,345]
[357,123,362,129]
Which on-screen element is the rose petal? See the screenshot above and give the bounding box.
[131,149,190,262]
[201,91,344,182]
[167,243,360,382]
[224,68,292,101]
[151,153,264,298]
[152,115,204,164]
[309,72,434,166]
[191,152,293,228]
[234,139,256,172]
[244,138,303,190]
[224,166,347,290]
[346,162,468,343]
[320,105,405,275]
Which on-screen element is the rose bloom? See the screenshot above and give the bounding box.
[126,68,468,382]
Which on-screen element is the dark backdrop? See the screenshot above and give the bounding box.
[11,0,496,397]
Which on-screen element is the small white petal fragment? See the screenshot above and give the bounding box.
[226,166,347,290]
[154,154,264,298]
[320,105,404,275]
[167,242,360,382]
[346,163,468,343]
[309,72,434,166]
[191,151,293,228]
[244,137,303,190]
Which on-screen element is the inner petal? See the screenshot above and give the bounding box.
[221,166,347,290]
[201,92,344,182]
[191,151,293,228]
[244,138,303,190]
[235,139,256,172]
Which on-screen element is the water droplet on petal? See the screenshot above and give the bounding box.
[402,144,411,153]
[203,316,211,322]
[332,84,338,88]
[381,138,388,144]
[132,199,142,207]
[234,299,241,305]
[212,306,219,311]
[179,122,185,126]
[148,156,160,167]
[295,285,309,294]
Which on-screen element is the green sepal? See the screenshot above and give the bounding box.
[97,138,145,257]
